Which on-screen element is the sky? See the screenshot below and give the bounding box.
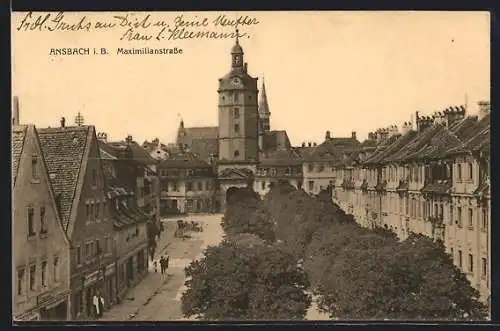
[12,11,490,145]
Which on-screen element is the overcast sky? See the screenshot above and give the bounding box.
[12,11,490,145]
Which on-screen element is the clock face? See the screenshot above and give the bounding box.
[235,55,241,63]
[232,77,241,85]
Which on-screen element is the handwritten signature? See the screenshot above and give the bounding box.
[15,12,260,41]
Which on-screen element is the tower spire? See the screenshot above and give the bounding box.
[259,77,271,132]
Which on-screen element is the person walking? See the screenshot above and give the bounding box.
[92,291,100,318]
[159,256,165,274]
[165,255,170,269]
[98,293,105,318]
[153,260,158,273]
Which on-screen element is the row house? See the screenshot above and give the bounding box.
[38,119,117,320]
[303,131,360,196]
[100,148,149,302]
[102,135,161,228]
[12,125,71,321]
[331,101,491,302]
[254,149,304,198]
[158,151,217,215]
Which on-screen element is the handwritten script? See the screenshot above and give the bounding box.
[16,12,260,41]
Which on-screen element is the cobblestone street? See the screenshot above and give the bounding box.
[100,214,224,321]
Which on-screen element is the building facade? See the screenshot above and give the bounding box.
[330,103,491,301]
[38,121,117,320]
[12,125,71,321]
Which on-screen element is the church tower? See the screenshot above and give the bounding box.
[258,80,271,132]
[217,30,259,162]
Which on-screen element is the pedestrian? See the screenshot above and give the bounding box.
[98,294,105,318]
[93,291,101,318]
[165,255,169,269]
[153,260,158,273]
[160,256,165,274]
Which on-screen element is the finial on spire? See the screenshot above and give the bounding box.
[235,28,239,45]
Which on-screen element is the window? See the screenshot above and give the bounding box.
[92,169,97,186]
[234,123,240,133]
[308,181,314,191]
[468,208,473,228]
[90,204,95,223]
[450,248,454,260]
[468,254,474,273]
[102,202,106,220]
[234,92,239,102]
[91,242,95,257]
[308,164,314,172]
[234,150,240,157]
[76,246,81,265]
[449,205,454,225]
[53,256,60,282]
[29,265,36,291]
[27,207,35,236]
[261,181,266,190]
[197,182,203,191]
[468,163,473,179]
[31,157,39,180]
[86,204,90,222]
[172,181,178,191]
[186,182,192,192]
[96,203,101,222]
[457,207,462,227]
[37,207,47,235]
[96,239,101,256]
[234,108,240,119]
[482,258,487,278]
[482,208,488,231]
[458,164,462,180]
[17,268,25,295]
[41,261,47,287]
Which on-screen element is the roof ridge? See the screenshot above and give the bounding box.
[12,125,27,186]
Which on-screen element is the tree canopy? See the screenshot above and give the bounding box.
[181,236,311,320]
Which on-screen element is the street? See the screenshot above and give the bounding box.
[100,214,225,321]
[100,213,329,321]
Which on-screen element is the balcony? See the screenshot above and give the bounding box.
[421,180,452,199]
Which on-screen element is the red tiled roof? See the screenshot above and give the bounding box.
[38,125,92,231]
[12,125,27,184]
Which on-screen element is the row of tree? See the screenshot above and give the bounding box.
[181,184,488,320]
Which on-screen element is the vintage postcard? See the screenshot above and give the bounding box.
[11,11,491,322]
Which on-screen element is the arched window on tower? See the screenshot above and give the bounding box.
[234,92,239,102]
[234,150,240,157]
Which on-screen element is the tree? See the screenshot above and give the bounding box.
[181,235,311,320]
[316,233,488,320]
[222,188,275,242]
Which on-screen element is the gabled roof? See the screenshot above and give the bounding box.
[180,126,219,148]
[258,148,303,166]
[12,125,27,184]
[190,138,218,161]
[384,126,442,163]
[38,125,93,232]
[262,130,291,151]
[306,136,360,163]
[106,140,157,166]
[158,151,212,169]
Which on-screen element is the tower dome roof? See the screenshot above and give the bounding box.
[231,43,243,54]
[231,29,243,54]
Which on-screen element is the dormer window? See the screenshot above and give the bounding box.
[92,169,97,186]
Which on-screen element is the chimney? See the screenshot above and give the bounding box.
[401,122,411,135]
[125,135,133,143]
[477,101,490,120]
[351,131,357,140]
[12,96,20,126]
[442,105,466,126]
[60,117,66,128]
[416,115,433,133]
[325,131,331,141]
[308,142,312,147]
[313,142,317,147]
[301,142,306,147]
[244,62,248,73]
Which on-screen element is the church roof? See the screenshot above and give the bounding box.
[262,130,291,151]
[259,81,270,116]
[259,148,303,166]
